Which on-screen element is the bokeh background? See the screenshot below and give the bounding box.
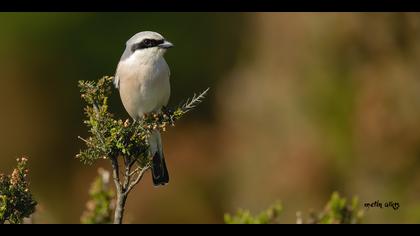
[1,12,420,223]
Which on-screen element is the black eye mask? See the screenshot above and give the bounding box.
[131,39,165,52]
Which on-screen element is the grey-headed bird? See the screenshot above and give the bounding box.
[114,31,173,187]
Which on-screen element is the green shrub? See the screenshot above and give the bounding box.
[225,192,363,224]
[77,76,209,223]
[81,168,115,224]
[0,157,37,224]
[224,202,283,224]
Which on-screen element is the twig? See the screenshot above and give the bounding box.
[129,167,140,177]
[77,136,92,145]
[181,88,210,113]
[125,165,150,195]
[123,157,131,190]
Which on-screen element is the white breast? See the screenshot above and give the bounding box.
[116,51,171,120]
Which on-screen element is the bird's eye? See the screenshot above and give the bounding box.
[143,39,152,46]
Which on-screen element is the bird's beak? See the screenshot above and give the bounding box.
[158,40,174,49]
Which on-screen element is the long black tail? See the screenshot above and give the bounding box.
[151,151,169,186]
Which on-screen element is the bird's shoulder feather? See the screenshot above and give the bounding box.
[113,76,120,89]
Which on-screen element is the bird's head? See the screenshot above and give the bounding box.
[121,31,174,62]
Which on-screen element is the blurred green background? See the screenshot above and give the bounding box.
[1,12,420,223]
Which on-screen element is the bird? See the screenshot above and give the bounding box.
[114,31,174,187]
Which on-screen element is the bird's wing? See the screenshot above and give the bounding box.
[163,86,170,107]
[113,75,120,89]
[114,60,128,90]
[163,69,171,107]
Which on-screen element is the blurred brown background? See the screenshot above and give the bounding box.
[1,12,420,223]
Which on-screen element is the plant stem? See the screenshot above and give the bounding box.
[110,156,148,224]
[110,156,126,224]
[114,192,127,224]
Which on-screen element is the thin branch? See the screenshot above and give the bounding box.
[181,88,210,113]
[92,102,100,118]
[123,158,131,190]
[128,157,136,169]
[92,126,106,152]
[129,167,140,177]
[125,165,150,195]
[122,157,137,190]
[110,157,122,194]
[90,102,108,152]
[77,136,92,145]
